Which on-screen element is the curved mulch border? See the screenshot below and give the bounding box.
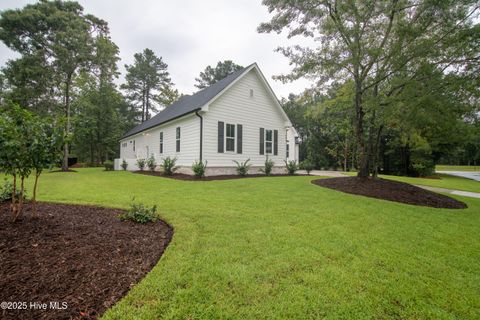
[0,202,173,320]
[312,177,467,209]
[133,170,306,181]
[49,169,77,173]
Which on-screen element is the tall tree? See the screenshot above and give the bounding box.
[195,60,243,89]
[121,49,176,122]
[0,0,110,171]
[259,0,479,177]
[72,36,127,164]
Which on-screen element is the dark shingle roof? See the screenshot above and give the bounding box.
[122,63,254,139]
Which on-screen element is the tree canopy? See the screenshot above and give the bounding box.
[195,60,243,89]
[121,48,179,122]
[260,0,480,177]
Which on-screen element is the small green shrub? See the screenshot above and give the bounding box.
[192,160,208,178]
[136,158,146,171]
[161,157,178,176]
[300,159,314,175]
[0,179,26,203]
[147,155,157,172]
[412,162,434,177]
[119,200,159,224]
[260,156,274,176]
[233,159,251,176]
[121,159,128,171]
[104,160,114,171]
[285,160,298,175]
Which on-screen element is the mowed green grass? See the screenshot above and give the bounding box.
[436,165,480,172]
[15,168,480,319]
[344,171,480,193]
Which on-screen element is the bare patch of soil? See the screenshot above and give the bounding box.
[133,171,305,181]
[0,202,173,320]
[312,177,467,209]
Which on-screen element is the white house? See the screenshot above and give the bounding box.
[115,63,299,175]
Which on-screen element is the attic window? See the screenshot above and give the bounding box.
[249,89,254,98]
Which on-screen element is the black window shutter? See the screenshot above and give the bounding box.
[259,128,264,155]
[273,130,278,155]
[237,124,243,154]
[218,121,224,153]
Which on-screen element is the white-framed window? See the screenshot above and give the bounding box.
[226,123,235,152]
[286,143,289,158]
[159,132,163,154]
[133,140,135,151]
[265,129,273,154]
[176,127,181,152]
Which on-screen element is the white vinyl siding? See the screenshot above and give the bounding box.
[202,69,288,166]
[119,113,199,166]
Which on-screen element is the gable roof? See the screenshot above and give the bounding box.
[122,63,255,139]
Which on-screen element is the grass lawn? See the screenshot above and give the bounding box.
[344,172,480,193]
[12,168,480,319]
[436,165,480,172]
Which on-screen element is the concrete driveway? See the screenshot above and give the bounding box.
[436,171,480,182]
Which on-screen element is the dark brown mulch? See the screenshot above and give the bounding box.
[312,177,467,209]
[49,169,77,173]
[0,202,173,320]
[133,170,305,181]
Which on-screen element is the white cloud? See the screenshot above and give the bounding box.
[0,0,315,98]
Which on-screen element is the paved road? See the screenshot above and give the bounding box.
[436,171,480,182]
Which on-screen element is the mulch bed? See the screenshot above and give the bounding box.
[312,177,467,209]
[0,202,173,320]
[133,170,305,181]
[49,169,77,173]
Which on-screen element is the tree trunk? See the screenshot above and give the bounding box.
[343,136,348,172]
[13,176,25,222]
[372,126,384,177]
[141,88,146,122]
[10,174,17,218]
[354,80,368,178]
[146,87,150,121]
[62,74,72,171]
[32,171,40,218]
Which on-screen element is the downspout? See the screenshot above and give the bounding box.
[195,110,203,161]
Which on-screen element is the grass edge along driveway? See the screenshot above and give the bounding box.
[13,168,480,319]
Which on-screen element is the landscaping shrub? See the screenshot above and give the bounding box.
[161,157,178,176]
[0,179,27,203]
[300,159,314,175]
[412,162,435,177]
[285,160,298,175]
[121,159,128,171]
[260,156,274,176]
[147,156,157,172]
[0,179,26,203]
[136,158,146,171]
[192,160,208,178]
[104,161,114,171]
[233,159,251,176]
[119,201,159,224]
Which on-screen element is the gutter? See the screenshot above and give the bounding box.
[120,108,201,141]
[195,111,203,161]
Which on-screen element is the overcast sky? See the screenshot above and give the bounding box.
[0,0,315,99]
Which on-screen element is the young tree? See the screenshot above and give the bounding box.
[122,49,177,122]
[195,60,244,89]
[259,0,479,177]
[0,104,62,220]
[0,0,110,171]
